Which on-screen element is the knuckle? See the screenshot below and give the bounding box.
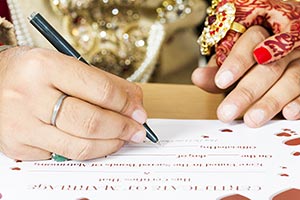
[73,141,93,160]
[22,48,48,65]
[237,86,256,105]
[266,61,284,77]
[264,96,281,112]
[132,84,143,97]
[286,69,300,86]
[248,26,269,43]
[2,48,47,90]
[120,84,142,113]
[0,48,56,103]
[72,63,90,85]
[231,52,250,68]
[0,46,30,64]
[120,93,130,114]
[119,121,132,139]
[18,48,50,79]
[96,78,114,105]
[83,111,101,137]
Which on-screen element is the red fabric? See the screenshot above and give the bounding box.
[0,0,11,22]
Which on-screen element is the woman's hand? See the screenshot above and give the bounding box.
[193,26,300,127]
[0,47,147,161]
[200,0,300,66]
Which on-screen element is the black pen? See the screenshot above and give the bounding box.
[28,12,159,144]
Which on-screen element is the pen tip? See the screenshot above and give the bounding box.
[155,141,162,146]
[143,123,159,143]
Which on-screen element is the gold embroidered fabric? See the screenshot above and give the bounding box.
[49,0,198,78]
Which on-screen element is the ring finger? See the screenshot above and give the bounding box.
[215,26,270,89]
[55,96,145,142]
[34,90,145,143]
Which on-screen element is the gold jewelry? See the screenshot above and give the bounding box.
[230,21,246,33]
[198,1,246,55]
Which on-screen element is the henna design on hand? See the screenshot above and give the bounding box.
[214,0,300,65]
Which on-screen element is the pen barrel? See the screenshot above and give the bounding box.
[143,123,158,143]
[29,13,88,64]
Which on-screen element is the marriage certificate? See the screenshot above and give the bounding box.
[0,119,299,199]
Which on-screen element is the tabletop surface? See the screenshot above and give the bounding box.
[140,83,224,119]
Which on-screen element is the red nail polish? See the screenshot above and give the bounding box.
[253,47,272,64]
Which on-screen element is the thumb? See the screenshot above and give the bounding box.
[192,59,225,94]
[253,31,299,64]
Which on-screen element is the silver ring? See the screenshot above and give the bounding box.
[51,94,68,126]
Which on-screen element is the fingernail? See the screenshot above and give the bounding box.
[248,109,265,126]
[253,47,272,64]
[132,109,147,124]
[131,130,146,143]
[285,102,300,118]
[219,104,238,121]
[216,70,234,88]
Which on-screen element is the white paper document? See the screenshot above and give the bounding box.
[0,119,300,200]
